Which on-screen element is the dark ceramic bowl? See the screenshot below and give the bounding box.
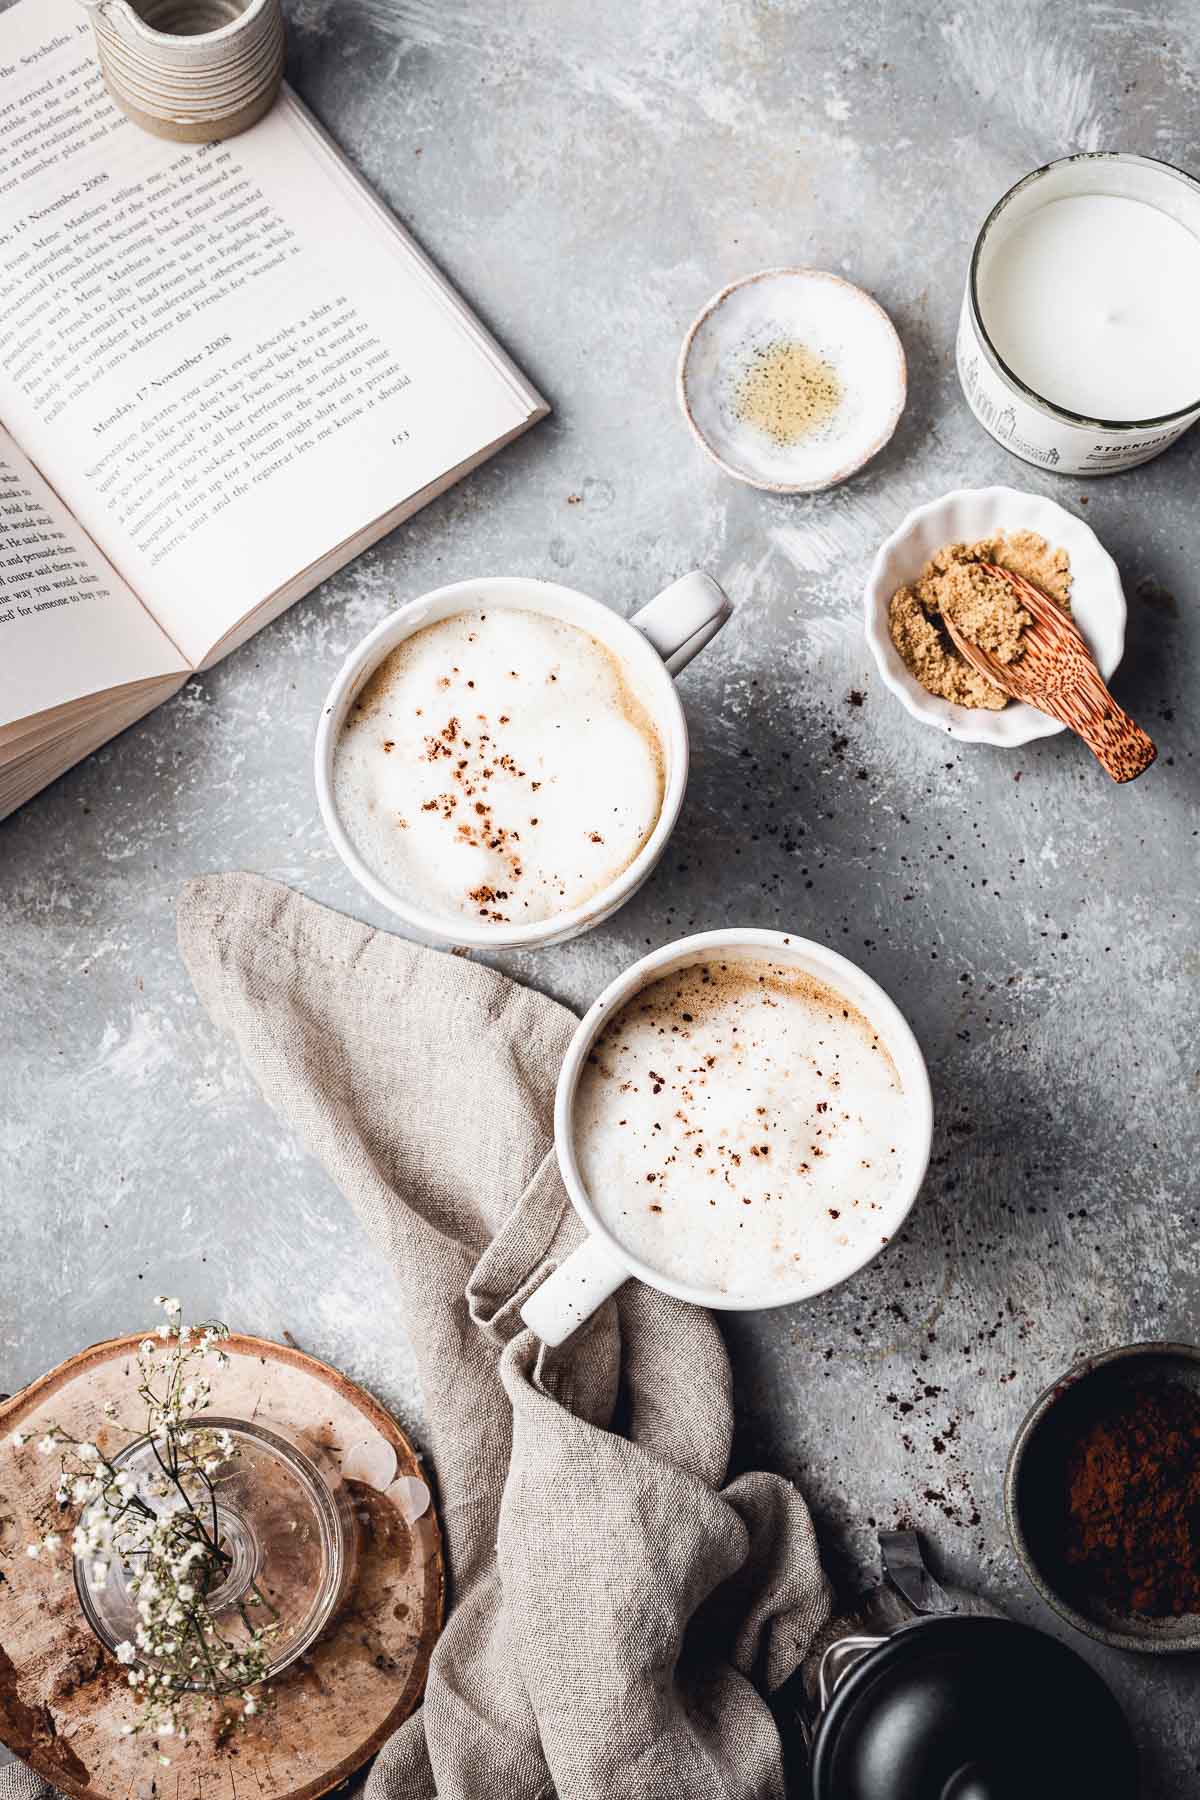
[1004,1341,1200,1653]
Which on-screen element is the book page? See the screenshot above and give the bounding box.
[0,425,185,729]
[0,0,543,668]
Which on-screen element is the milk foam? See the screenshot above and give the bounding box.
[332,608,664,927]
[574,958,908,1297]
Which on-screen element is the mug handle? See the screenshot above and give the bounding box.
[630,570,731,675]
[520,1235,628,1346]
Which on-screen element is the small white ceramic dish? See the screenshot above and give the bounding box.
[863,486,1126,747]
[677,269,906,493]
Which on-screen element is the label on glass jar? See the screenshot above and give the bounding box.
[956,292,1200,476]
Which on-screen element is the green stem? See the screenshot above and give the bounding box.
[185,1610,227,1695]
[246,1580,280,1621]
[146,1435,227,1565]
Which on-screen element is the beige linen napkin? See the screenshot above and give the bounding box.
[1,873,831,1800]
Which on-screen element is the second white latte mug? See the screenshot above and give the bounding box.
[520,928,933,1345]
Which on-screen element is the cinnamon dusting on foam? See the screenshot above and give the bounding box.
[333,609,665,927]
[574,958,909,1297]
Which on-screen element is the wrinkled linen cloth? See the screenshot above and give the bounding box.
[2,874,831,1800]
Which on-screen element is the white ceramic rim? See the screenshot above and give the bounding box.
[676,267,907,494]
[314,577,691,951]
[87,0,278,50]
[553,927,934,1313]
[863,485,1127,747]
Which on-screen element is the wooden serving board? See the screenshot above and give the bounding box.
[0,1334,444,1800]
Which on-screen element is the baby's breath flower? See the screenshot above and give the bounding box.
[25,1542,40,1559]
[9,1430,28,1449]
[25,1298,270,1747]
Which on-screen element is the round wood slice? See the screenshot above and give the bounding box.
[0,1333,444,1800]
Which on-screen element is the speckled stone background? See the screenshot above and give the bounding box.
[2,0,1198,1791]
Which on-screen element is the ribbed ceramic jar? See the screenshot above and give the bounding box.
[957,153,1200,476]
[78,0,285,143]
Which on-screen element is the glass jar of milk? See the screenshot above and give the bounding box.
[957,153,1200,474]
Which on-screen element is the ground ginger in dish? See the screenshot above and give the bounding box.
[888,530,1072,709]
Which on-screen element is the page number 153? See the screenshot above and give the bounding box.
[391,429,411,447]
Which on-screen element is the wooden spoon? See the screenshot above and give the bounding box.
[941,563,1156,783]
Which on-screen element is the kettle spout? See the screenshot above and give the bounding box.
[879,1530,957,1617]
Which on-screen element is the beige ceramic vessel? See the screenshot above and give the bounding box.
[78,0,285,142]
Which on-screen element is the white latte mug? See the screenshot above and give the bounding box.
[315,572,731,950]
[521,929,934,1346]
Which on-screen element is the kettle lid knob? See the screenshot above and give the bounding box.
[940,1766,998,1800]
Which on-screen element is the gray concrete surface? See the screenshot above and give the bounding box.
[3,0,1199,1790]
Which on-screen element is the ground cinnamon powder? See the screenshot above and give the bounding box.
[1062,1380,1200,1617]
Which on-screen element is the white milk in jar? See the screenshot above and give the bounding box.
[958,154,1200,474]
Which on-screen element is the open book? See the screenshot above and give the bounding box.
[0,0,546,820]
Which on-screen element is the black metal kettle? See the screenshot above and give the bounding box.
[776,1532,1138,1800]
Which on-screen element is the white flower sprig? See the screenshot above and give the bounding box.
[11,1299,278,1749]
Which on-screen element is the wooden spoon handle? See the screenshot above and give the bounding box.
[1055,667,1157,783]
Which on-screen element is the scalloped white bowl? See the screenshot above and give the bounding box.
[863,486,1126,747]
